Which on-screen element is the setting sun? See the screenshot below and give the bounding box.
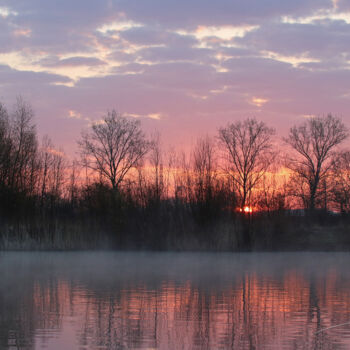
[239,206,253,213]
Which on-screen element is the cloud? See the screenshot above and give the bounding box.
[302,114,316,118]
[114,0,332,29]
[13,28,31,37]
[137,46,215,63]
[0,6,17,18]
[46,147,65,157]
[0,0,349,156]
[68,110,82,119]
[41,56,107,68]
[238,20,350,59]
[251,97,269,107]
[0,1,121,56]
[336,0,350,11]
[0,64,72,86]
[128,112,163,120]
[120,26,197,47]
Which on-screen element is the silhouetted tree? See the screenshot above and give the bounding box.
[284,114,348,212]
[149,131,164,203]
[256,173,288,213]
[1,96,350,251]
[9,97,38,195]
[39,136,66,209]
[192,135,216,203]
[190,135,223,223]
[78,110,150,191]
[330,151,350,213]
[219,118,275,211]
[67,160,80,207]
[0,103,12,188]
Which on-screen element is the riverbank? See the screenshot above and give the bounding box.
[1,214,350,251]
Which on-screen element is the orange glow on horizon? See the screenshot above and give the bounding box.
[239,206,254,213]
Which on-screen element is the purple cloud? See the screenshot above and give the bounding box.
[0,0,349,156]
[114,0,333,28]
[238,20,350,58]
[40,56,107,67]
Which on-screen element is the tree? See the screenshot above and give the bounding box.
[149,131,164,203]
[190,135,226,224]
[284,114,348,212]
[78,110,150,191]
[0,103,12,187]
[330,151,350,213]
[67,160,80,207]
[9,97,38,195]
[192,135,216,204]
[218,118,275,211]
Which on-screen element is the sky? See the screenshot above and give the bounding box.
[0,0,350,155]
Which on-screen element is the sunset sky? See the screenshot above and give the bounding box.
[0,0,350,154]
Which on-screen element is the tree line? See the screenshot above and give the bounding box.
[0,98,349,251]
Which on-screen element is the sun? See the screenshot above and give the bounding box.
[239,206,253,213]
[244,206,253,213]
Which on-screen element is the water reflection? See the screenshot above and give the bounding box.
[1,252,350,349]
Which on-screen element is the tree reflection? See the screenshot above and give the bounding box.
[1,253,350,349]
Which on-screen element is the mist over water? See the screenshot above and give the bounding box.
[1,252,350,349]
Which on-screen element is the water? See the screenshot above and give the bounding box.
[1,252,350,349]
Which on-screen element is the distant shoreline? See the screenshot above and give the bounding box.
[1,217,350,252]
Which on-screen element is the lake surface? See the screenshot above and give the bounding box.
[1,252,350,349]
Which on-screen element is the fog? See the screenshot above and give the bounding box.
[1,252,350,349]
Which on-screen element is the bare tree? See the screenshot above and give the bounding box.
[40,136,54,204]
[0,103,12,187]
[330,151,350,213]
[48,148,66,199]
[256,173,288,213]
[78,110,150,191]
[192,135,217,204]
[218,118,275,210]
[67,159,80,206]
[149,131,164,202]
[9,97,38,194]
[284,114,348,212]
[39,136,66,207]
